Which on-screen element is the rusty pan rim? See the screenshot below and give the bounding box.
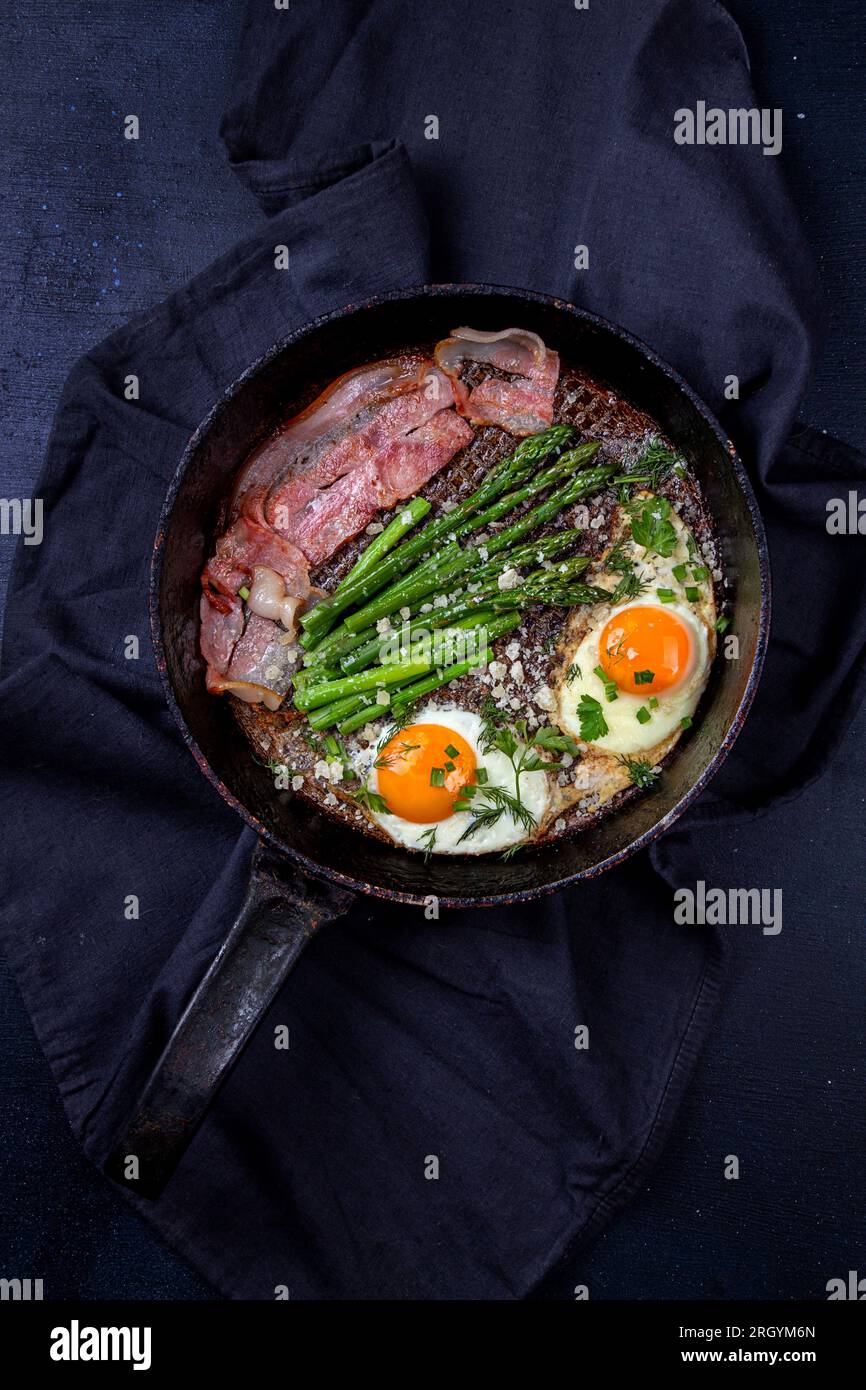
[151,282,771,908]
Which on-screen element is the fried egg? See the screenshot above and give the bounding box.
[357,705,550,854]
[556,497,715,756]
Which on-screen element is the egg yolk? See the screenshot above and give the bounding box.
[598,605,693,694]
[377,723,477,823]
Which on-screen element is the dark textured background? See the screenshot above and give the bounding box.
[1,0,863,1299]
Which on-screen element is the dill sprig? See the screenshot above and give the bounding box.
[373,740,420,770]
[458,716,580,845]
[615,438,681,500]
[618,755,660,790]
[611,569,650,603]
[457,784,536,843]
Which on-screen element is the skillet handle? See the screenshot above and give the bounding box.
[104,841,354,1198]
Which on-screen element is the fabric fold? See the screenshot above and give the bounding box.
[1,0,859,1301]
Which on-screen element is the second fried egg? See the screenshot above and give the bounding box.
[556,497,716,756]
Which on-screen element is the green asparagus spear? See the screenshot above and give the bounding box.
[328,611,521,734]
[343,462,614,633]
[307,690,375,731]
[388,611,522,715]
[294,657,433,712]
[299,425,575,639]
[335,649,494,735]
[340,496,430,587]
[447,442,600,543]
[339,548,591,676]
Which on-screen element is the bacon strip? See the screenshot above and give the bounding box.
[200,517,313,703]
[206,613,296,712]
[200,358,473,707]
[284,408,473,567]
[434,326,560,436]
[231,356,429,525]
[266,368,472,562]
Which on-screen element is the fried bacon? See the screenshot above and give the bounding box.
[200,327,559,707]
[268,369,473,565]
[200,358,471,705]
[231,355,430,525]
[434,326,560,436]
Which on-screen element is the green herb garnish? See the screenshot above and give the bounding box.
[457,721,578,846]
[353,784,391,815]
[593,663,619,703]
[533,725,581,757]
[630,496,678,558]
[457,784,536,844]
[611,569,649,604]
[578,694,609,742]
[618,756,659,790]
[500,842,524,861]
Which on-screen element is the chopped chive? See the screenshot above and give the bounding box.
[680,715,693,729]
[672,563,688,583]
[636,706,651,725]
[593,663,619,702]
[656,587,675,603]
[461,782,477,798]
[685,585,700,602]
[238,585,250,601]
[444,760,455,772]
[476,767,489,785]
[715,615,731,633]
[444,744,459,759]
[634,670,654,686]
[648,696,659,709]
[692,565,709,581]
[429,767,445,788]
[453,799,472,811]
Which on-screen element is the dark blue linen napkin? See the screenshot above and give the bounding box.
[1,0,863,1299]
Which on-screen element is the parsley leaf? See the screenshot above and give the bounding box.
[533,725,582,757]
[353,785,390,815]
[630,496,678,558]
[577,694,609,742]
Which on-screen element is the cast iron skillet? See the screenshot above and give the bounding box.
[106,286,770,1196]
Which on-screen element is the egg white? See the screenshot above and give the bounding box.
[558,598,709,754]
[355,705,550,855]
[556,498,716,756]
